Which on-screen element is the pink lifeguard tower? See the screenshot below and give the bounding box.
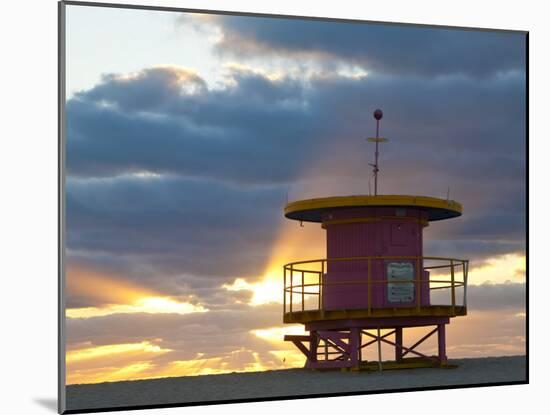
[283,110,468,371]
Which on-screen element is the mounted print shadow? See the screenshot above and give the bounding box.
[59,1,528,413]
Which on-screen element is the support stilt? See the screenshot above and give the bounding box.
[310,331,318,363]
[395,327,403,362]
[437,323,447,365]
[350,328,360,369]
[377,327,382,372]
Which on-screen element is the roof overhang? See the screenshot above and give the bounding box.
[284,195,462,222]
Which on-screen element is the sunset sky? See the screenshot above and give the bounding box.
[64,4,526,385]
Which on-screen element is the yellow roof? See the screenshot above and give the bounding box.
[284,195,462,222]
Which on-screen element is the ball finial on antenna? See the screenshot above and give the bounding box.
[374,109,383,120]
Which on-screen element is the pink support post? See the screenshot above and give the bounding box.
[310,331,318,362]
[437,324,447,364]
[349,328,360,368]
[395,327,403,362]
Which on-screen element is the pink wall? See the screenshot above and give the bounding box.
[322,207,430,310]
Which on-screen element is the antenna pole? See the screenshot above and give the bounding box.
[374,117,380,195]
[368,109,385,196]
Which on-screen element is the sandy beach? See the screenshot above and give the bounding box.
[66,355,526,412]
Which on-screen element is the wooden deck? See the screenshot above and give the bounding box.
[283,305,467,324]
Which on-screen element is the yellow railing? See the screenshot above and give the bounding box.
[283,256,468,316]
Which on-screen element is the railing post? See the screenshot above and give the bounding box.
[319,261,324,311]
[283,266,287,315]
[463,260,468,309]
[368,258,372,316]
[450,259,455,314]
[321,260,325,316]
[301,270,305,312]
[290,264,293,314]
[416,257,421,312]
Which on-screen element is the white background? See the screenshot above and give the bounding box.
[0,0,543,414]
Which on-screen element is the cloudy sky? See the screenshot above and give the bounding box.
[64,5,526,385]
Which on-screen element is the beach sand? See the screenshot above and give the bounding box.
[66,355,526,412]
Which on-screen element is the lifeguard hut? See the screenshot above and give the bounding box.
[282,110,468,371]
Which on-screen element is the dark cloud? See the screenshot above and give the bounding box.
[65,174,285,307]
[67,66,525,187]
[431,282,525,310]
[67,67,314,184]
[80,67,208,111]
[67,175,282,258]
[205,15,525,78]
[467,282,525,310]
[424,240,524,265]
